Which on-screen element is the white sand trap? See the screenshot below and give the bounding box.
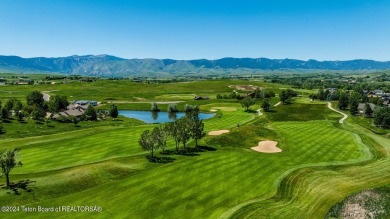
[251,141,282,153]
[208,130,230,136]
[210,109,218,112]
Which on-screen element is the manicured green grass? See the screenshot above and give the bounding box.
[0,116,143,139]
[0,119,369,219]
[0,80,390,219]
[265,103,340,122]
[0,79,289,103]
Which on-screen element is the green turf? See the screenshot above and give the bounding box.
[265,103,340,122]
[0,80,389,219]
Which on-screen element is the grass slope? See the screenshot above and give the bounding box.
[0,108,368,219]
[0,83,389,219]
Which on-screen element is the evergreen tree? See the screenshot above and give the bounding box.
[364,103,373,117]
[109,104,119,119]
[261,99,271,112]
[338,92,349,110]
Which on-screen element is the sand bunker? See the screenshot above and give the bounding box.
[235,85,259,91]
[210,109,218,112]
[251,141,282,153]
[208,130,230,136]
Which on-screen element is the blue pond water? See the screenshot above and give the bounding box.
[119,110,215,124]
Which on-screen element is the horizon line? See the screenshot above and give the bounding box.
[1,54,390,62]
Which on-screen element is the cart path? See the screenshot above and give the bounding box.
[327,102,348,123]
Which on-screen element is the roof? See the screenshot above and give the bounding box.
[52,104,87,118]
[358,103,376,111]
[194,96,209,100]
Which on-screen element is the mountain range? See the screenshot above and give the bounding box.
[1,55,390,77]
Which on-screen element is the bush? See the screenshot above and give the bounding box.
[167,104,178,113]
[151,102,160,112]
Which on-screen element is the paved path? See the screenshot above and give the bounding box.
[327,102,348,123]
[257,101,281,116]
[42,92,50,102]
[257,109,263,116]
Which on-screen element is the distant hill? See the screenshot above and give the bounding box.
[1,55,390,77]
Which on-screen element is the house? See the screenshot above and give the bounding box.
[73,100,98,106]
[357,103,376,114]
[327,88,337,94]
[51,104,88,119]
[194,96,210,100]
[373,89,384,95]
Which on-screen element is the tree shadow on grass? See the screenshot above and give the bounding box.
[245,109,258,113]
[0,179,36,195]
[160,150,176,155]
[194,145,217,152]
[146,155,176,163]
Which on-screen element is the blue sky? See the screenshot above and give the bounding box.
[1,0,390,60]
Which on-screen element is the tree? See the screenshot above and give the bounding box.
[158,125,170,154]
[241,97,255,111]
[17,111,24,121]
[138,129,159,158]
[349,92,360,115]
[364,103,373,118]
[261,99,271,112]
[374,107,390,129]
[0,148,22,188]
[254,88,265,99]
[184,104,194,113]
[264,90,276,98]
[151,102,160,112]
[3,99,15,112]
[13,100,23,118]
[167,104,178,113]
[318,88,325,100]
[72,116,79,127]
[168,121,181,152]
[177,117,191,149]
[26,91,44,108]
[0,123,4,135]
[187,110,205,147]
[31,107,45,121]
[1,108,9,120]
[280,90,290,104]
[85,105,97,121]
[338,92,349,110]
[48,95,69,113]
[109,104,119,119]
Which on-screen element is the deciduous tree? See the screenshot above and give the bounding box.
[241,97,255,111]
[26,91,44,108]
[0,148,22,188]
[85,105,97,121]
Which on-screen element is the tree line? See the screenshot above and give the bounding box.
[0,90,119,135]
[311,88,390,129]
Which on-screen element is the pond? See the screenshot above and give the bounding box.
[118,110,215,124]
